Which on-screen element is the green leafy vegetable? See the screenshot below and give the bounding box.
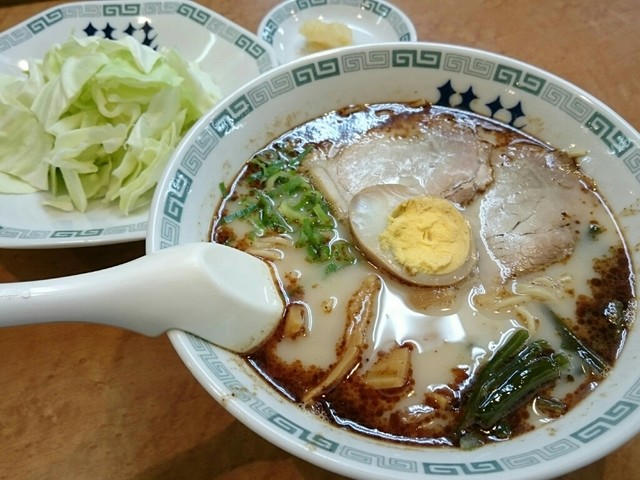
[543,306,610,376]
[0,35,222,213]
[458,328,530,431]
[458,329,569,447]
[0,76,51,193]
[474,352,569,429]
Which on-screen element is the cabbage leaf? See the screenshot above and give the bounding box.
[0,35,222,213]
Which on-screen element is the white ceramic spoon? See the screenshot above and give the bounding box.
[0,242,284,354]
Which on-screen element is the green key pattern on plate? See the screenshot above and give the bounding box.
[0,2,269,59]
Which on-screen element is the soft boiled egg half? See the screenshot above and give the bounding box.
[348,184,478,287]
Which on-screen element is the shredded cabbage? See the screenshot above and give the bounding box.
[0,35,222,213]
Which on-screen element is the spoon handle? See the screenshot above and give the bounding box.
[0,243,284,352]
[0,246,193,335]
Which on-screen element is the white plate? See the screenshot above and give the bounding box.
[258,0,417,64]
[0,0,277,248]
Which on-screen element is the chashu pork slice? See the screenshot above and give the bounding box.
[303,113,494,220]
[480,144,590,278]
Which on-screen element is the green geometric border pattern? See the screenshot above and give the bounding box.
[161,47,640,475]
[0,2,271,70]
[0,221,147,241]
[260,0,414,45]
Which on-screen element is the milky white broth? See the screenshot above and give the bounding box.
[211,102,635,447]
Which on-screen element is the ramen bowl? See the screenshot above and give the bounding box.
[148,43,640,479]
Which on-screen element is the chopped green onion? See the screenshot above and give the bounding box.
[218,141,356,274]
[219,203,258,224]
[589,222,604,239]
[279,199,310,223]
[312,202,332,224]
[293,144,314,166]
[265,171,294,190]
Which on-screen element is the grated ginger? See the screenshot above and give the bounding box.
[300,19,353,53]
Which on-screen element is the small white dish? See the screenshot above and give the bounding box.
[0,0,277,248]
[258,0,417,64]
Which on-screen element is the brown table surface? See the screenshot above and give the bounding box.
[1,1,639,479]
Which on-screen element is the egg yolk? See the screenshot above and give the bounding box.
[378,196,471,276]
